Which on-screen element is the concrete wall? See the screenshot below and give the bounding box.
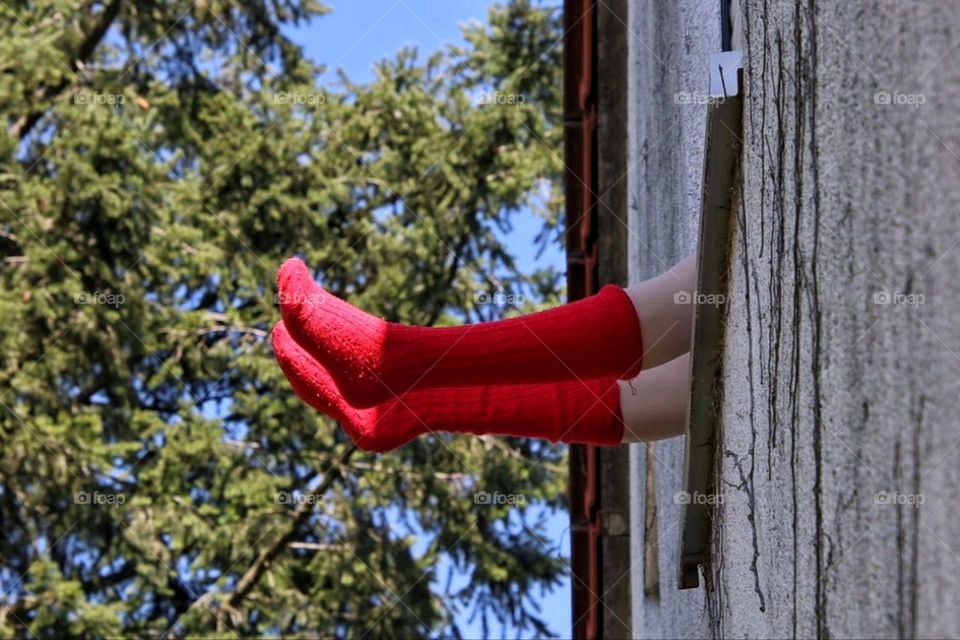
[627,1,718,636]
[627,1,960,637]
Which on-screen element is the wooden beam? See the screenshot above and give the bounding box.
[597,0,632,635]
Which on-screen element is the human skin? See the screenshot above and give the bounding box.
[618,352,691,443]
[624,253,697,371]
[616,254,696,442]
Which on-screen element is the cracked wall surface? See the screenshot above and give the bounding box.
[627,0,716,636]
[627,1,960,637]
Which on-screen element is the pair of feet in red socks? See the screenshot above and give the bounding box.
[273,258,646,452]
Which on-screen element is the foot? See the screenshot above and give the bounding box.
[278,258,396,409]
[272,321,422,452]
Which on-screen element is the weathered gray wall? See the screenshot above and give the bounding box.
[627,1,717,637]
[628,1,960,638]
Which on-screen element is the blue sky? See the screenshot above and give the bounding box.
[289,0,493,84]
[285,1,570,637]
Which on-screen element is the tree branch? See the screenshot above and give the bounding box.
[221,447,356,611]
[9,0,124,140]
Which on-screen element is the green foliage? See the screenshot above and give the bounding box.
[0,0,566,637]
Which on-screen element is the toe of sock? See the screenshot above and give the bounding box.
[277,257,327,328]
[278,256,309,287]
[271,319,297,359]
[277,257,313,305]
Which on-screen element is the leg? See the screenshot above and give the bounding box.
[274,321,692,452]
[277,254,697,408]
[624,254,697,369]
[278,259,644,407]
[619,353,691,443]
[273,321,625,451]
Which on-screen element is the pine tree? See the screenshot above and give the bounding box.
[0,0,567,636]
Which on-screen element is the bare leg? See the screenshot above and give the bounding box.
[625,254,697,370]
[619,353,691,443]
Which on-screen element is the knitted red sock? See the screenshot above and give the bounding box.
[278,258,643,408]
[273,321,624,452]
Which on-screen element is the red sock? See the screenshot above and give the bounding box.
[278,258,643,408]
[273,321,624,452]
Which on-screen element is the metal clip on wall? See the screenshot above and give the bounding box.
[677,50,743,590]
